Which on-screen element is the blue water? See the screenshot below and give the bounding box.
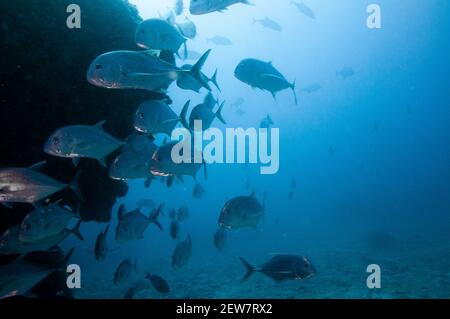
[63,0,450,298]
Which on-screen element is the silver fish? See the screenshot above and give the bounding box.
[177,205,190,221]
[114,258,138,285]
[189,101,226,131]
[175,17,197,39]
[218,192,264,229]
[235,58,297,104]
[207,36,232,46]
[44,121,123,167]
[0,162,81,206]
[135,19,186,55]
[291,1,316,19]
[171,234,192,269]
[177,65,220,92]
[174,0,184,15]
[252,17,282,32]
[87,49,212,92]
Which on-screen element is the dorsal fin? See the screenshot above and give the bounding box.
[28,161,46,171]
[94,120,107,130]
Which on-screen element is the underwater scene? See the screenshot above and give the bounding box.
[0,0,449,300]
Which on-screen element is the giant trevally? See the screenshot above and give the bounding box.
[135,19,187,56]
[0,248,74,299]
[19,200,78,243]
[252,17,282,32]
[218,192,265,229]
[44,121,124,167]
[189,101,226,131]
[190,0,253,15]
[171,234,192,269]
[146,272,170,293]
[291,1,316,19]
[239,254,316,282]
[235,58,298,104]
[177,65,220,92]
[114,258,138,285]
[177,205,190,222]
[174,0,184,15]
[0,162,81,207]
[206,36,232,46]
[175,17,197,39]
[87,49,212,92]
[0,222,83,255]
[134,100,191,135]
[115,204,163,243]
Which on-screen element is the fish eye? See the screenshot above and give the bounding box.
[138,112,144,119]
[95,64,102,70]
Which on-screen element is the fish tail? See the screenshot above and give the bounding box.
[215,101,227,125]
[179,100,191,133]
[291,80,298,105]
[71,220,84,241]
[69,170,84,202]
[152,204,164,231]
[183,40,188,60]
[62,248,75,268]
[210,69,221,92]
[190,49,212,91]
[239,257,255,283]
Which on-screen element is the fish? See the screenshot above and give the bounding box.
[19,200,78,243]
[239,254,316,282]
[190,0,253,15]
[218,192,264,229]
[94,224,111,262]
[136,199,156,210]
[170,220,180,240]
[0,162,81,207]
[171,234,192,269]
[291,1,316,19]
[207,36,232,46]
[336,67,355,79]
[203,92,220,109]
[301,83,321,93]
[252,17,282,32]
[135,19,187,56]
[134,100,191,135]
[235,108,246,117]
[150,141,206,179]
[115,204,164,243]
[114,258,138,285]
[177,205,190,221]
[108,148,152,181]
[168,208,177,220]
[146,272,170,294]
[259,115,274,129]
[235,59,297,104]
[0,222,83,255]
[123,132,158,156]
[175,17,197,39]
[87,49,212,92]
[44,121,124,167]
[177,65,220,93]
[174,0,184,15]
[214,226,227,251]
[192,182,205,199]
[189,101,226,131]
[290,178,297,189]
[0,248,74,299]
[230,97,244,108]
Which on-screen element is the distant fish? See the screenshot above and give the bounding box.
[190,0,253,15]
[135,19,186,55]
[171,234,192,269]
[252,17,282,32]
[175,17,197,39]
[177,205,190,222]
[336,67,355,79]
[146,272,170,294]
[207,36,232,46]
[214,226,227,251]
[301,83,321,93]
[170,220,180,240]
[45,121,124,167]
[114,258,138,285]
[291,1,316,19]
[0,162,81,207]
[218,192,264,229]
[94,224,111,262]
[239,254,316,282]
[134,100,190,136]
[259,114,274,129]
[288,190,294,201]
[168,208,177,220]
[177,64,220,92]
[235,109,246,117]
[235,58,297,104]
[193,182,205,199]
[290,178,297,189]
[174,0,184,15]
[230,97,245,108]
[87,49,212,92]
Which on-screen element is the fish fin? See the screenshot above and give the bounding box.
[72,158,80,167]
[71,220,84,241]
[176,175,184,184]
[154,221,163,231]
[179,100,191,132]
[68,170,83,201]
[209,69,221,92]
[239,257,255,283]
[190,50,212,91]
[103,224,110,236]
[143,49,161,57]
[291,80,298,105]
[118,204,126,221]
[151,204,164,231]
[28,161,46,171]
[1,202,13,209]
[94,120,107,130]
[62,248,75,268]
[215,101,226,125]
[97,157,107,168]
[183,39,188,60]
[144,177,153,189]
